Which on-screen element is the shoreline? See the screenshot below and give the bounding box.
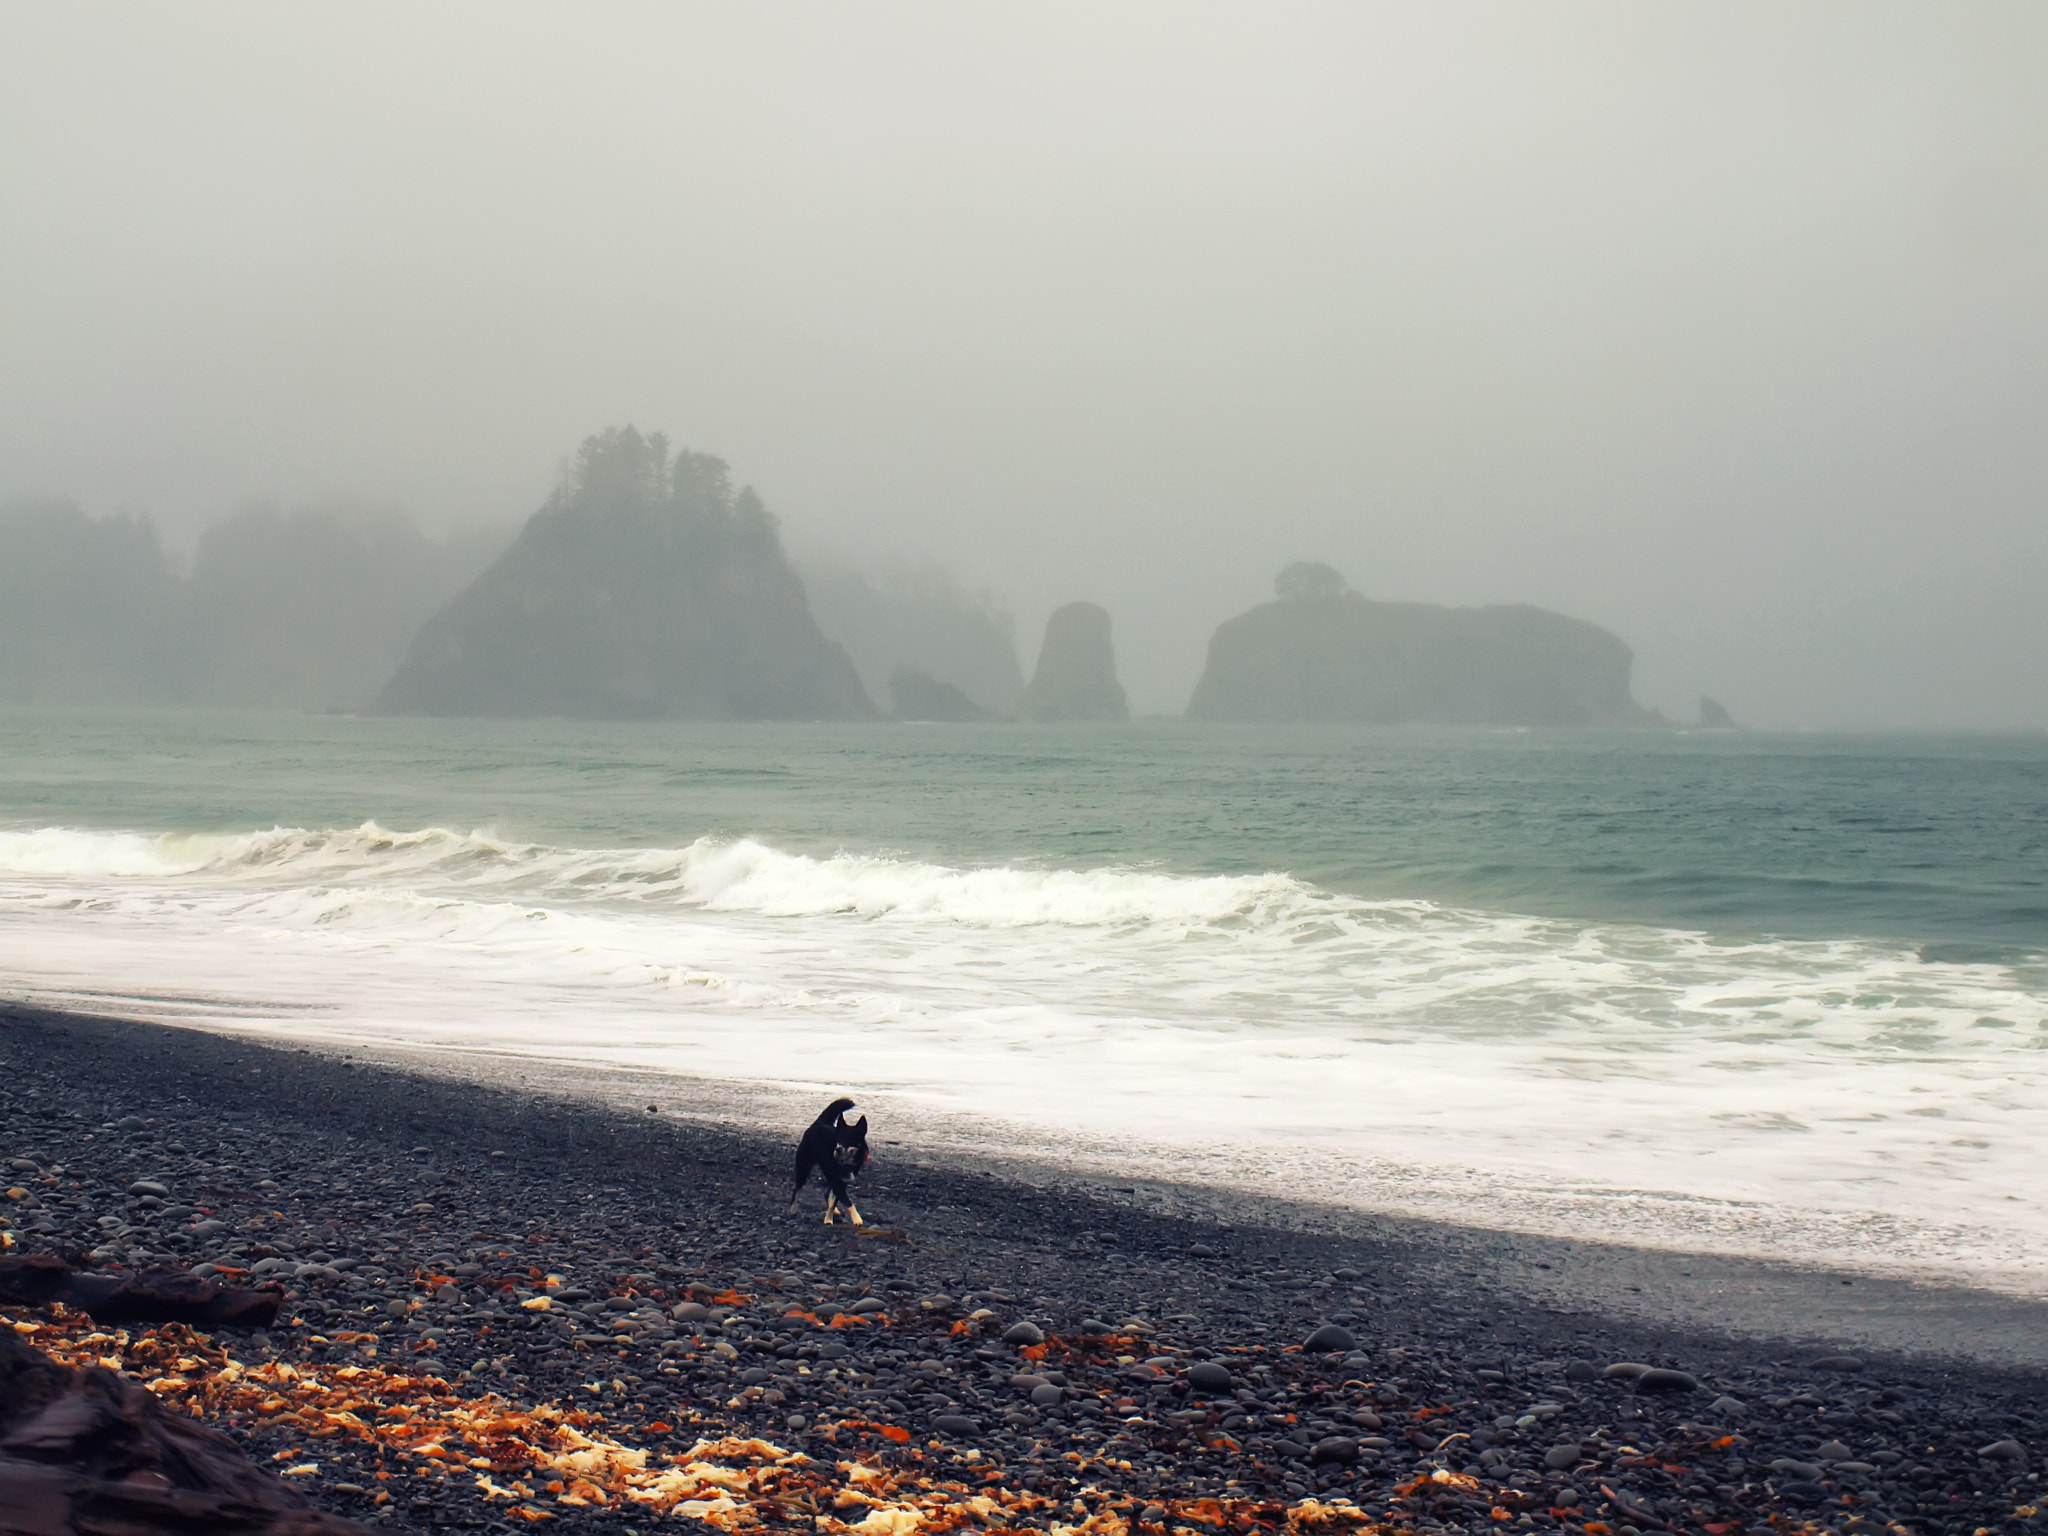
[84,1010,2048,1369]
[4,1001,2044,1535]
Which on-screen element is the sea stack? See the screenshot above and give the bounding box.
[1698,696,1738,729]
[890,665,1003,722]
[378,427,876,720]
[1186,562,1656,726]
[1021,601,1129,722]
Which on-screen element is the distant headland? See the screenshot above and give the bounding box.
[3,428,1691,726]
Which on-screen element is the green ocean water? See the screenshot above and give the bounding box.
[2,708,2043,948]
[3,707,2045,1285]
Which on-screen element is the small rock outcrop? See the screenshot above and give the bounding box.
[378,427,876,721]
[889,666,1003,722]
[1699,695,1738,729]
[1021,602,1128,722]
[1186,564,1656,727]
[803,562,1025,718]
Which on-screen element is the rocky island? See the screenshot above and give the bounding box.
[378,428,876,720]
[1187,564,1657,727]
[1021,602,1129,722]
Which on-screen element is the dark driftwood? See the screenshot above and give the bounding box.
[0,1332,367,1534]
[0,1258,281,1329]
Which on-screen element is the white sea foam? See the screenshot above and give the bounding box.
[4,822,2045,1290]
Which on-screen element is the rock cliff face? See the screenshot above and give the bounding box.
[1186,565,1655,726]
[379,428,876,720]
[1021,601,1129,722]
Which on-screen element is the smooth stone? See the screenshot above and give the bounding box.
[786,1414,807,1429]
[115,1116,146,1130]
[1310,1437,1357,1464]
[1978,1439,2027,1462]
[1010,1374,1048,1391]
[672,1302,710,1322]
[1302,1323,1356,1354]
[1635,1368,1699,1393]
[1811,1355,1864,1373]
[1188,1244,1218,1259]
[1708,1395,1747,1417]
[1833,1462,1876,1475]
[1602,1362,1650,1380]
[1564,1361,1598,1383]
[933,1414,979,1436]
[1186,1362,1234,1392]
[127,1181,169,1198]
[1141,1506,1167,1524]
[1815,1440,1854,1462]
[739,1368,771,1386]
[1770,1458,1826,1481]
[1029,1384,1064,1407]
[1003,1321,1045,1346]
[1779,1480,1826,1505]
[851,1298,887,1314]
[1544,1443,1583,1470]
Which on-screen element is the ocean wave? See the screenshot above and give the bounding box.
[0,822,1325,931]
[4,818,2048,1287]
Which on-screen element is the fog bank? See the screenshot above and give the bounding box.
[2,4,2043,725]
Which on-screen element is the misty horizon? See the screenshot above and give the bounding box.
[4,4,2045,727]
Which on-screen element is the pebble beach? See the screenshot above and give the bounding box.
[3,1001,2043,1536]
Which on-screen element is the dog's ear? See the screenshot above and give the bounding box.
[850,1115,868,1138]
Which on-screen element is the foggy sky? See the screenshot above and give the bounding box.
[3,3,2044,727]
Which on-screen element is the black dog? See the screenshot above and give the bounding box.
[788,1097,870,1226]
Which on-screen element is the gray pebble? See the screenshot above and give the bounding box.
[1544,1443,1583,1470]
[1635,1368,1698,1393]
[1815,1439,1853,1462]
[1811,1355,1864,1372]
[1186,1361,1233,1392]
[1708,1395,1746,1416]
[127,1180,169,1198]
[1029,1383,1064,1407]
[1302,1323,1356,1353]
[932,1413,979,1436]
[1003,1321,1045,1346]
[1978,1438,2027,1463]
[1602,1361,1649,1380]
[1770,1458,1825,1481]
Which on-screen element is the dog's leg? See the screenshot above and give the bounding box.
[822,1193,839,1226]
[844,1202,864,1227]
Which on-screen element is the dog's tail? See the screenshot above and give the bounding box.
[819,1096,856,1124]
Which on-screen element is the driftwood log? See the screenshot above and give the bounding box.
[0,1331,367,1534]
[0,1257,282,1330]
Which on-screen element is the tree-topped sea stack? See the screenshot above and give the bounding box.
[1186,562,1656,726]
[1021,601,1129,722]
[378,428,876,720]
